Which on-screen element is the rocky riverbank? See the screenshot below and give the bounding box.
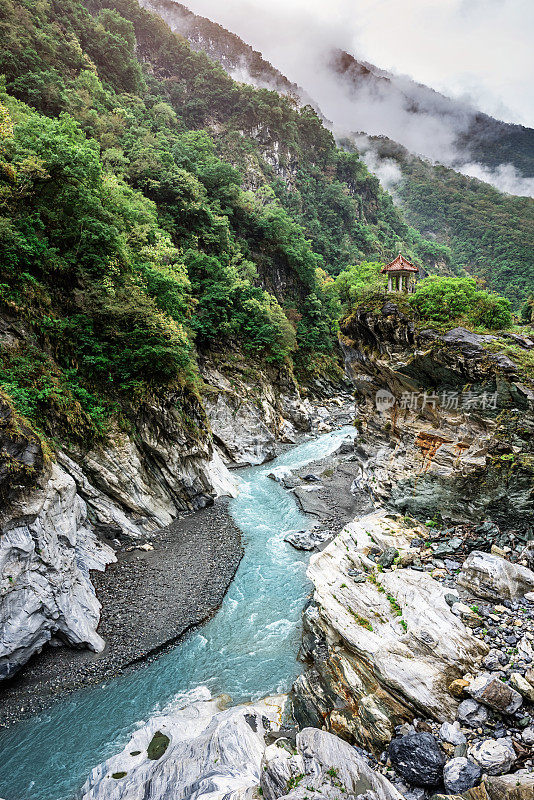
[78,508,534,800]
[291,509,534,798]
[0,500,243,727]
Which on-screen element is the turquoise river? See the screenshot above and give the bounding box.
[0,426,354,800]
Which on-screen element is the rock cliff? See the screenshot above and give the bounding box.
[0,346,337,680]
[341,308,534,526]
[0,398,116,678]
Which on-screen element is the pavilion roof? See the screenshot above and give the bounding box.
[381,254,419,273]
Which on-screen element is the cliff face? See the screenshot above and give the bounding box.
[291,309,534,765]
[0,398,116,678]
[0,343,339,679]
[340,307,534,527]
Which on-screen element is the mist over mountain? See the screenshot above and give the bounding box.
[156,0,534,198]
[133,0,533,306]
[330,50,534,196]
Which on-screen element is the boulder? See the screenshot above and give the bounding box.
[388,732,445,788]
[457,699,489,726]
[458,551,534,601]
[468,738,516,776]
[449,679,470,698]
[262,727,404,800]
[284,529,331,551]
[510,672,534,703]
[482,649,507,671]
[81,690,286,799]
[439,721,466,747]
[475,772,534,800]
[468,673,523,715]
[378,546,399,568]
[443,757,482,794]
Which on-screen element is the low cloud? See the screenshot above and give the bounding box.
[176,0,533,196]
[359,149,403,194]
[460,162,534,198]
[183,0,533,126]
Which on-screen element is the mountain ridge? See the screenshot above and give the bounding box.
[127,0,534,305]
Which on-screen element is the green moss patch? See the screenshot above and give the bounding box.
[147,731,170,760]
[111,771,127,779]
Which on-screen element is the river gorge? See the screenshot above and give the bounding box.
[0,426,355,800]
[1,313,533,800]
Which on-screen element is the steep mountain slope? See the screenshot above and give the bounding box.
[136,1,533,306]
[0,0,458,675]
[139,0,316,107]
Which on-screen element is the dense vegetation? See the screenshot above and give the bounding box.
[337,264,513,330]
[0,0,447,444]
[347,137,534,308]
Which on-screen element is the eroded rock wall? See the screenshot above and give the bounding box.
[341,309,534,526]
[0,454,115,679]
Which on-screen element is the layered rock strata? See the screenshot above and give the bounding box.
[292,511,489,752]
[341,310,534,526]
[81,689,404,800]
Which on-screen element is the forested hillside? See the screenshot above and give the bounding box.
[0,0,448,446]
[127,1,533,308]
[345,136,534,308]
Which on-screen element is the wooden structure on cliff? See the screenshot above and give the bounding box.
[382,253,419,293]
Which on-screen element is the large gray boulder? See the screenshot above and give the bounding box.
[0,462,115,679]
[468,738,516,776]
[261,727,404,800]
[458,551,534,600]
[443,757,481,793]
[81,690,286,800]
[467,673,523,715]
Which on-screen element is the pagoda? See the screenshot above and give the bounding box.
[381,253,419,293]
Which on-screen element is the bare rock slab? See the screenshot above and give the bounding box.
[458,550,534,601]
[81,689,287,799]
[262,727,405,800]
[292,511,488,752]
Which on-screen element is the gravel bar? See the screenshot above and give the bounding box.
[0,499,243,727]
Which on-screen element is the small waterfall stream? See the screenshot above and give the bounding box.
[0,426,354,800]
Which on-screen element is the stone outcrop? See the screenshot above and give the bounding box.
[200,354,313,467]
[80,689,287,799]
[261,727,404,800]
[458,551,534,601]
[0,388,240,679]
[81,689,404,800]
[0,460,115,679]
[341,310,534,526]
[292,511,488,753]
[0,345,329,678]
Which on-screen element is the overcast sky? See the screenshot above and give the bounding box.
[184,0,534,127]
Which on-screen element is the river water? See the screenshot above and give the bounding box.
[0,426,354,800]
